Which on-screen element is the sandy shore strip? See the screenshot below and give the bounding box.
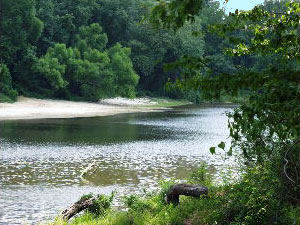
[0,96,170,121]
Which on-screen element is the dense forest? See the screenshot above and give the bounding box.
[1,0,299,224]
[1,0,291,103]
[0,0,209,102]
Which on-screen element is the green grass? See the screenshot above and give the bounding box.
[48,212,131,225]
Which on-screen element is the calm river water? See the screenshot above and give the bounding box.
[0,104,235,224]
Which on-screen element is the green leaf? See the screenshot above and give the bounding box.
[218,141,225,150]
[209,147,216,155]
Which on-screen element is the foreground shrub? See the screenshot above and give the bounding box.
[80,192,114,217]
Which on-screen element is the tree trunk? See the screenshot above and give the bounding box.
[60,197,95,221]
[166,184,208,205]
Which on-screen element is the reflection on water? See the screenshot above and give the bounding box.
[0,104,235,224]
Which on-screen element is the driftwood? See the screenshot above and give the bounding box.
[166,184,208,204]
[60,197,95,221]
[80,161,97,178]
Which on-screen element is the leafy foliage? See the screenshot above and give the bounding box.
[31,23,139,101]
[80,192,114,217]
[88,194,114,217]
[0,64,18,102]
[0,0,43,91]
[149,0,205,29]
[222,2,300,205]
[32,53,67,90]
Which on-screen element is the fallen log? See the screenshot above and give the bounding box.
[80,161,97,178]
[60,196,96,221]
[166,184,208,204]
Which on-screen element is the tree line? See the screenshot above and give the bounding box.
[0,0,272,102]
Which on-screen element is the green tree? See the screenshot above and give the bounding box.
[32,55,67,90]
[76,23,108,51]
[109,44,139,98]
[32,23,139,101]
[0,64,18,102]
[0,0,43,90]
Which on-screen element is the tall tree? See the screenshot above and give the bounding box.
[0,0,43,95]
[32,23,139,101]
[0,64,17,102]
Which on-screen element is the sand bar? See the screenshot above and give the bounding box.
[0,96,166,121]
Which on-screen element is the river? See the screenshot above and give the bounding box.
[0,104,235,224]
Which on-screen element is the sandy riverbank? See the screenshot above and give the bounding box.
[0,96,185,121]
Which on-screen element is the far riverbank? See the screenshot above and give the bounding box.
[0,96,190,121]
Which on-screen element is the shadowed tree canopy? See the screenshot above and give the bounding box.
[0,0,43,93]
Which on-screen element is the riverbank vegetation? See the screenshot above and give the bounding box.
[50,163,299,225]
